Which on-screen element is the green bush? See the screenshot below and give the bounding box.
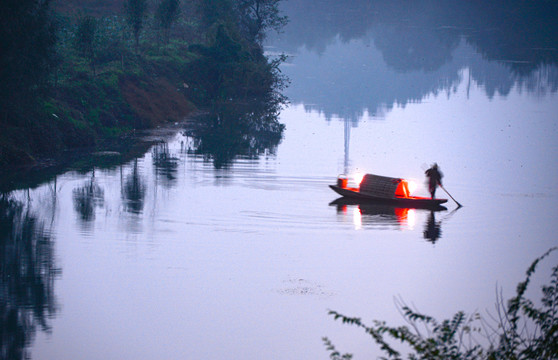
[326,248,558,360]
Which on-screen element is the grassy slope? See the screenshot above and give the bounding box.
[0,35,197,167]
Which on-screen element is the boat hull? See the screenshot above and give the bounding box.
[329,185,448,209]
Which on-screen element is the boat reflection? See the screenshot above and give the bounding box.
[330,197,447,242]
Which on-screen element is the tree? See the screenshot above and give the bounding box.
[155,0,181,44]
[124,0,148,54]
[74,14,98,75]
[196,0,234,32]
[236,0,287,44]
[0,0,57,124]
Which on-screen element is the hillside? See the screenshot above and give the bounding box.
[0,0,287,167]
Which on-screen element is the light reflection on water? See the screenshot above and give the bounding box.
[331,199,420,232]
[13,95,556,359]
[0,70,551,358]
[2,3,557,358]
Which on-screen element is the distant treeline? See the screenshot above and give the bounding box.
[0,0,287,166]
[278,0,558,74]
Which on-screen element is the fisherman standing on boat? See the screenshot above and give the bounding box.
[425,163,443,199]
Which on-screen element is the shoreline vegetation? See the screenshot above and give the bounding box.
[325,248,558,360]
[0,0,288,168]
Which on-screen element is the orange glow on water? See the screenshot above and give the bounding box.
[394,208,408,223]
[394,208,416,229]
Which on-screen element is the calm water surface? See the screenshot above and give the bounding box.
[2,2,558,359]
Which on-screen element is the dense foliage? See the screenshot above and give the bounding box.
[0,0,59,164]
[155,0,181,43]
[0,0,57,123]
[181,7,288,167]
[124,0,147,53]
[0,0,288,167]
[325,248,558,360]
[237,0,288,44]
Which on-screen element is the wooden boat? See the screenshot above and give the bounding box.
[329,173,448,209]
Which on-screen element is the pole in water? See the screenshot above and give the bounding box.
[439,184,462,208]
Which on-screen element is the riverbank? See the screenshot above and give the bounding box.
[0,114,201,193]
[0,1,288,169]
[0,48,196,168]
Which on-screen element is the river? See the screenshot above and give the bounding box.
[3,1,558,359]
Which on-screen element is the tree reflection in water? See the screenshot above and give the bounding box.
[152,142,179,188]
[0,196,59,360]
[272,0,558,123]
[182,25,287,168]
[184,100,285,168]
[72,168,105,224]
[121,159,146,214]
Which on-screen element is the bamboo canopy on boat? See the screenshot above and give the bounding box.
[359,174,410,198]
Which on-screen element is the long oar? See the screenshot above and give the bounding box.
[439,183,462,208]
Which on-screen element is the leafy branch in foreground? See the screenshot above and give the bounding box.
[326,247,557,360]
[489,246,558,359]
[323,337,353,360]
